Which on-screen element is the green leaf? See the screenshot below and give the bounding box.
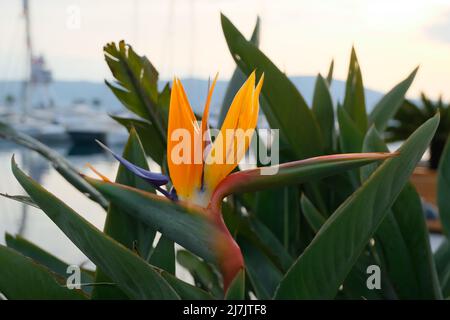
[300,194,326,233]
[434,240,450,297]
[326,59,334,86]
[0,245,86,299]
[5,233,94,291]
[255,186,300,253]
[368,67,418,132]
[158,269,214,300]
[104,41,166,142]
[343,47,367,133]
[0,122,108,208]
[85,177,225,266]
[221,13,324,158]
[312,74,335,153]
[239,238,282,299]
[337,105,364,153]
[149,236,175,274]
[222,203,293,272]
[92,128,160,299]
[0,193,38,208]
[360,127,390,180]
[111,116,165,165]
[274,114,440,299]
[341,248,390,300]
[363,126,441,299]
[218,16,260,128]
[225,269,245,300]
[438,134,450,237]
[177,250,222,298]
[12,157,180,300]
[389,184,441,299]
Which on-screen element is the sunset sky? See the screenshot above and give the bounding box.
[1,0,450,99]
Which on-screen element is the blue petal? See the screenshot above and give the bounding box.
[96,140,169,187]
[169,187,178,201]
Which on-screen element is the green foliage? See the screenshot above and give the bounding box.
[0,14,446,301]
[225,270,245,300]
[386,92,450,168]
[91,128,160,299]
[274,115,439,299]
[0,245,86,300]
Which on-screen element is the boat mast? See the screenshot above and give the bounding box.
[21,0,33,121]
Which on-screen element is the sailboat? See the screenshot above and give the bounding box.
[0,0,68,143]
[0,0,128,146]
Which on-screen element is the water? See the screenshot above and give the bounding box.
[0,141,122,269]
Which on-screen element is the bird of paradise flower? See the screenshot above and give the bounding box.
[90,71,395,293]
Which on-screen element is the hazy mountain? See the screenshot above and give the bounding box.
[0,77,384,119]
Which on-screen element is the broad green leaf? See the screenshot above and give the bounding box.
[300,194,326,233]
[85,177,225,266]
[360,127,390,180]
[341,248,391,300]
[363,126,442,299]
[300,193,390,300]
[149,236,175,274]
[225,269,245,300]
[255,186,300,253]
[5,233,94,291]
[274,114,440,299]
[104,41,166,142]
[434,240,450,297]
[222,203,293,272]
[0,122,108,208]
[157,267,214,300]
[92,128,159,299]
[389,184,441,299]
[111,116,165,165]
[343,47,367,133]
[218,16,260,128]
[337,105,365,187]
[368,67,418,132]
[221,14,324,159]
[337,105,364,153]
[312,74,335,153]
[438,135,450,237]
[177,250,222,298]
[12,157,179,299]
[0,245,86,300]
[239,238,282,299]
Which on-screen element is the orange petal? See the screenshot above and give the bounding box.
[201,73,219,158]
[85,163,111,182]
[167,78,202,200]
[204,71,261,192]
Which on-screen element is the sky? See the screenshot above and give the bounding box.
[1,0,450,99]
